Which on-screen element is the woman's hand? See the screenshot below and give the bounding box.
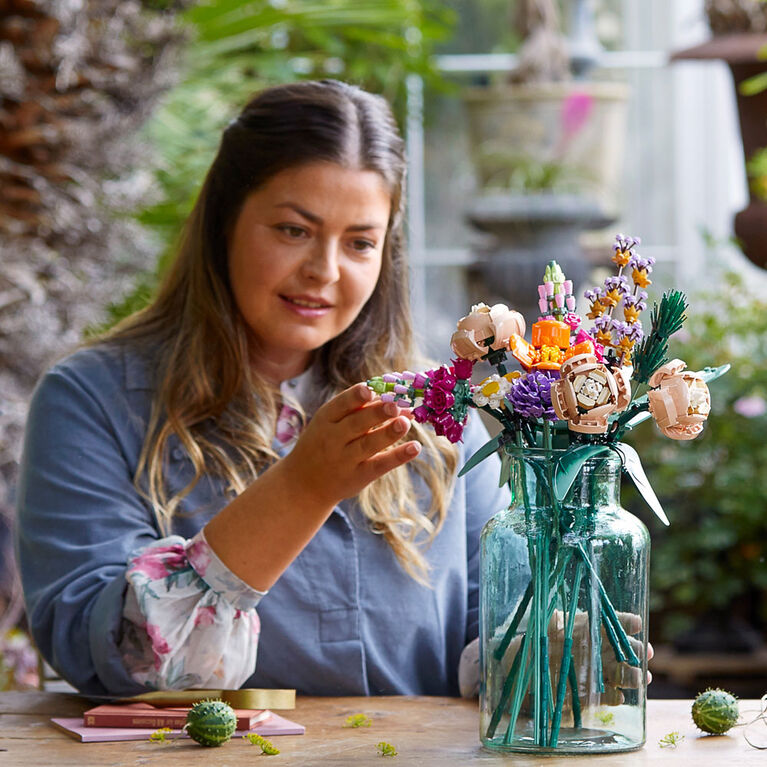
[493,609,653,708]
[282,382,421,509]
[204,383,420,592]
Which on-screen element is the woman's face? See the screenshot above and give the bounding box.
[227,162,391,381]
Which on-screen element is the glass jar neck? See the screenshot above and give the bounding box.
[506,448,622,512]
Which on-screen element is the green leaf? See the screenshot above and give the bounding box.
[553,444,611,502]
[612,442,670,526]
[697,363,731,383]
[498,449,512,488]
[458,434,502,477]
[620,410,652,432]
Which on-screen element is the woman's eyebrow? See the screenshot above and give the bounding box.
[274,202,385,231]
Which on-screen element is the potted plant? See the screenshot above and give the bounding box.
[671,0,767,269]
[460,0,629,325]
[462,0,629,216]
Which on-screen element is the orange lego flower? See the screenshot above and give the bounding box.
[632,268,652,288]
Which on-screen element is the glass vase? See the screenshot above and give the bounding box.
[479,448,649,754]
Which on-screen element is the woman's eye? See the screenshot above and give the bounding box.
[350,238,376,253]
[276,224,308,239]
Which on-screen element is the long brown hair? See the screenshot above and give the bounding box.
[100,79,457,582]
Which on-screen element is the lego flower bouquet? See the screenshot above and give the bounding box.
[368,235,728,754]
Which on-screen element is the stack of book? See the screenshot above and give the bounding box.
[51,701,305,742]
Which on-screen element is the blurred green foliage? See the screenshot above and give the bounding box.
[104,0,456,327]
[625,272,767,641]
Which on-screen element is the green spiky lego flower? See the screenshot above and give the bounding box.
[185,699,237,747]
[691,688,739,734]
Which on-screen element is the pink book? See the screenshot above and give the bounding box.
[83,701,269,729]
[50,711,305,742]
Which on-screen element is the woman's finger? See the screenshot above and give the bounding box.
[602,635,645,664]
[615,611,642,635]
[360,440,422,481]
[350,415,413,460]
[610,662,643,689]
[337,399,413,444]
[321,383,375,423]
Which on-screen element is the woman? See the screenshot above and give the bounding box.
[16,79,510,697]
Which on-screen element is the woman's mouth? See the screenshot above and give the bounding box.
[280,294,333,317]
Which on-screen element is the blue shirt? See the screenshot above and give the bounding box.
[15,343,510,697]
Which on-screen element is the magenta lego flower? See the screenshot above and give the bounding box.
[424,386,454,414]
[428,366,458,391]
[563,312,581,331]
[453,358,474,380]
[433,414,464,443]
[412,405,430,423]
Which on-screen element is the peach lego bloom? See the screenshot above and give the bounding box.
[647,359,711,440]
[551,353,631,434]
[451,302,525,361]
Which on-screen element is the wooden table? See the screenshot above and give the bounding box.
[0,692,763,765]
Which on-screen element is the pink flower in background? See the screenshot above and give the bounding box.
[560,91,594,142]
[733,394,766,418]
[193,606,217,628]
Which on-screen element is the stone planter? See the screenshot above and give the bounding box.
[463,82,629,217]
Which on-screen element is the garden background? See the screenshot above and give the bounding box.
[1,0,766,697]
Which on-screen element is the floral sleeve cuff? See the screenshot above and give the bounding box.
[120,532,263,690]
[185,528,268,612]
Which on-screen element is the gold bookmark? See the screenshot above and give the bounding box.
[123,688,296,710]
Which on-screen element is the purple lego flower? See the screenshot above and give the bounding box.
[593,314,612,332]
[623,290,648,311]
[627,253,655,271]
[584,287,604,303]
[614,233,641,252]
[611,319,630,336]
[604,275,630,296]
[507,371,558,421]
[625,322,644,343]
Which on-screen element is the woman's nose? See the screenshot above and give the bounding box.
[301,239,340,283]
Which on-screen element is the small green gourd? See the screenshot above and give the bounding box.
[691,688,739,734]
[185,699,237,747]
